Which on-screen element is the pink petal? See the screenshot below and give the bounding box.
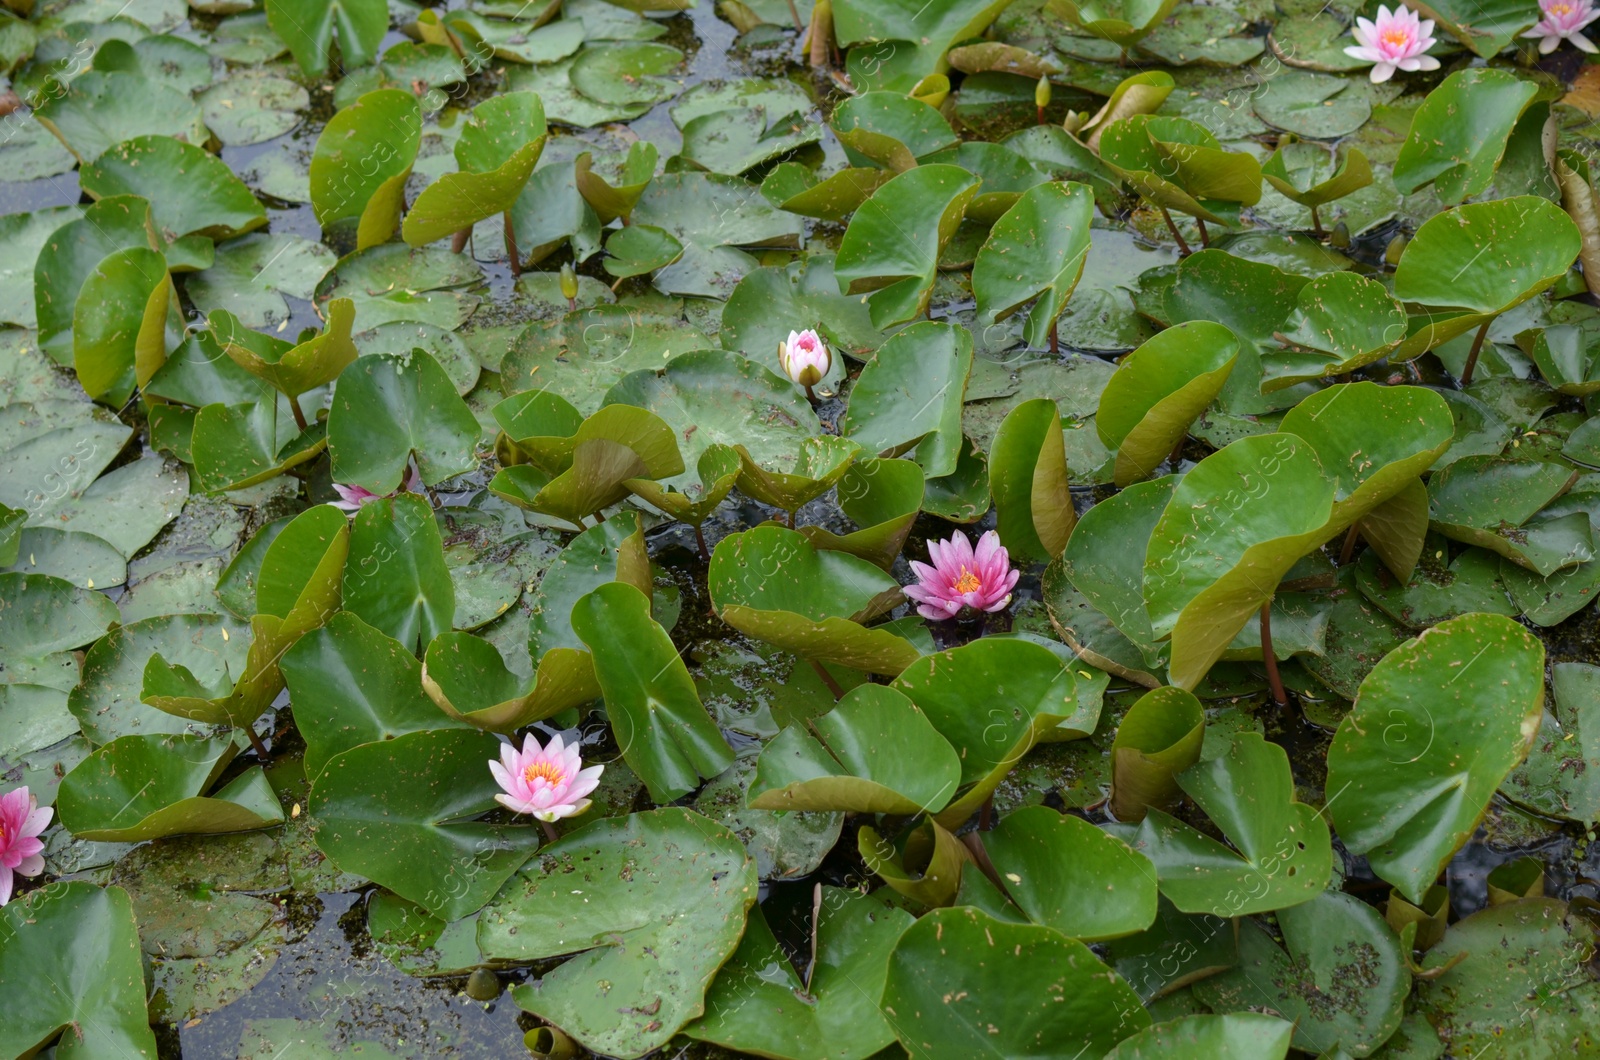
[0,866,12,907]
[17,854,43,878]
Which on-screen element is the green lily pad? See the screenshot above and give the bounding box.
[709,524,919,676]
[502,305,711,413]
[342,495,455,654]
[1192,890,1408,1057]
[478,807,758,1060]
[1354,546,1515,629]
[1326,612,1546,904]
[421,629,599,734]
[1102,1013,1293,1059]
[1253,71,1372,140]
[281,612,469,781]
[630,171,805,298]
[1129,732,1333,916]
[987,396,1074,564]
[35,70,207,163]
[748,683,960,814]
[1427,456,1591,577]
[735,435,861,516]
[0,882,159,1059]
[1143,434,1334,690]
[57,732,283,841]
[894,637,1101,828]
[690,750,843,882]
[198,72,308,147]
[1413,898,1599,1056]
[834,164,979,329]
[972,805,1158,941]
[759,163,893,221]
[1098,320,1240,487]
[265,0,386,77]
[328,349,480,492]
[841,320,971,479]
[603,347,816,494]
[68,612,245,745]
[81,134,267,241]
[674,79,819,176]
[1393,69,1537,205]
[571,582,734,802]
[404,92,548,247]
[720,253,892,369]
[1263,270,1407,391]
[1109,685,1205,823]
[685,887,913,1060]
[186,232,336,331]
[798,456,924,569]
[309,725,542,919]
[1418,0,1539,59]
[1393,197,1581,358]
[881,905,1149,1059]
[973,180,1093,349]
[310,88,421,250]
[314,242,482,332]
[1502,662,1600,825]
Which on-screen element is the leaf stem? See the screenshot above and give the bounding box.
[287,393,308,432]
[1049,319,1059,356]
[786,0,803,31]
[503,211,521,277]
[451,227,471,255]
[539,820,560,844]
[1261,600,1287,708]
[1459,318,1492,387]
[694,523,709,561]
[1196,217,1209,248]
[1160,207,1191,256]
[808,658,845,700]
[244,722,272,763]
[1310,204,1323,238]
[1339,524,1361,566]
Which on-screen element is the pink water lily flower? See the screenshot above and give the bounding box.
[489,733,603,822]
[0,786,52,906]
[779,329,831,390]
[904,529,1020,622]
[1524,0,1600,52]
[331,464,422,512]
[1344,5,1439,82]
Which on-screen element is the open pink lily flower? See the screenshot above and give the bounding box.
[489,733,603,822]
[904,530,1020,622]
[779,329,831,388]
[331,464,422,512]
[1524,0,1600,52]
[0,786,52,906]
[1344,5,1439,82]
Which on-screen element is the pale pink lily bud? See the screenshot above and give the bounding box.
[779,329,831,388]
[1523,0,1600,53]
[903,530,1020,622]
[1344,4,1439,83]
[0,785,52,906]
[488,732,604,823]
[330,465,423,512]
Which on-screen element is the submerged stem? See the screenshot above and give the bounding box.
[245,722,272,763]
[1160,208,1191,256]
[808,657,846,700]
[1261,600,1287,708]
[1459,318,1492,387]
[503,212,521,277]
[1339,524,1361,566]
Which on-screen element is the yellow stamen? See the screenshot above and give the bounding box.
[1552,2,1574,15]
[523,760,566,786]
[954,568,982,594]
[1380,29,1411,48]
